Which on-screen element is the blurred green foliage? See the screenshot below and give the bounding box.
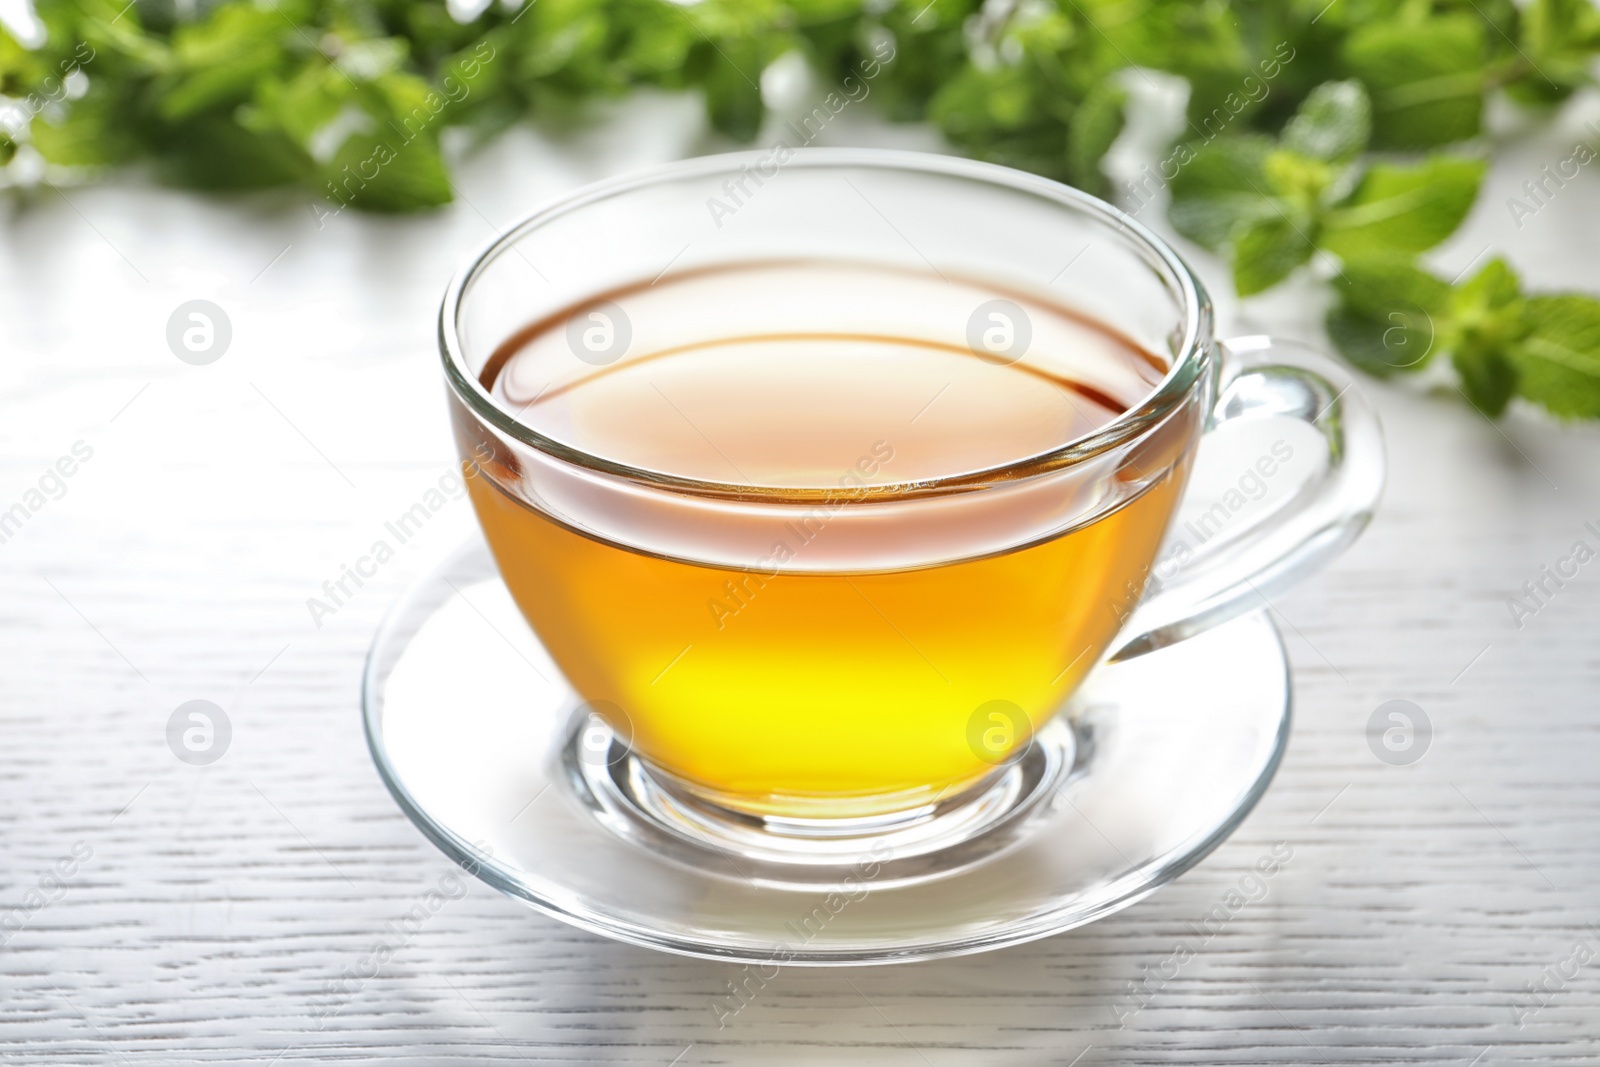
[4,0,1600,416]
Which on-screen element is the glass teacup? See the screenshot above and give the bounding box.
[439,149,1383,846]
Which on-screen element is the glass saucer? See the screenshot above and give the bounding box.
[362,535,1291,965]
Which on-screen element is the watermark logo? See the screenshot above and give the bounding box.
[310,41,498,227]
[1513,932,1598,1027]
[565,301,631,365]
[1377,308,1435,371]
[0,840,94,948]
[1110,841,1294,1027]
[704,38,897,229]
[306,456,489,629]
[0,42,95,142]
[710,840,892,1029]
[1112,439,1296,622]
[966,299,1031,366]
[0,439,94,547]
[706,441,894,631]
[167,300,232,365]
[1366,699,1430,766]
[1506,120,1600,230]
[316,845,492,1025]
[1123,42,1297,217]
[966,699,1031,765]
[573,700,633,771]
[1507,521,1599,630]
[167,699,232,766]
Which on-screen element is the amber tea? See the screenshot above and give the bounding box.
[465,261,1190,817]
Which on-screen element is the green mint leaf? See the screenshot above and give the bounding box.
[929,2,1125,181]
[1262,147,1337,208]
[930,66,1035,143]
[1509,0,1600,106]
[30,89,140,166]
[1445,258,1527,417]
[1232,213,1314,296]
[1066,78,1127,198]
[697,40,768,141]
[1523,0,1600,52]
[69,4,171,75]
[1327,305,1437,377]
[1322,156,1486,259]
[872,2,973,122]
[1325,255,1450,376]
[1460,0,1522,42]
[1165,194,1270,252]
[152,116,310,189]
[370,69,464,142]
[1084,0,1188,72]
[1165,134,1277,250]
[159,5,286,121]
[395,3,490,67]
[317,131,452,212]
[244,62,353,151]
[613,5,697,81]
[1333,254,1452,319]
[1453,344,1518,416]
[1509,295,1600,418]
[0,27,44,96]
[930,61,1087,182]
[428,34,510,128]
[1167,29,1295,138]
[512,0,610,81]
[1281,80,1370,164]
[1341,15,1487,148]
[1452,257,1524,314]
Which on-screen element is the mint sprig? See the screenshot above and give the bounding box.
[1169,80,1486,296]
[4,0,1600,422]
[1327,255,1600,420]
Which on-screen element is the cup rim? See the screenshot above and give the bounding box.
[439,148,1212,501]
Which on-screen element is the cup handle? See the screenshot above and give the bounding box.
[1107,335,1386,662]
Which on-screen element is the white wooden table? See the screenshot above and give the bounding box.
[3,94,1600,1065]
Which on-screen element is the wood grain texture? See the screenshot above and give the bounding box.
[2,96,1600,1064]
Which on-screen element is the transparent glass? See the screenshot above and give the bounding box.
[363,538,1292,963]
[438,149,1384,842]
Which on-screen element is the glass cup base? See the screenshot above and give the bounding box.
[363,535,1291,964]
[573,716,1076,874]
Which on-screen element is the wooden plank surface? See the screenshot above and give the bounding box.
[2,94,1600,1064]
